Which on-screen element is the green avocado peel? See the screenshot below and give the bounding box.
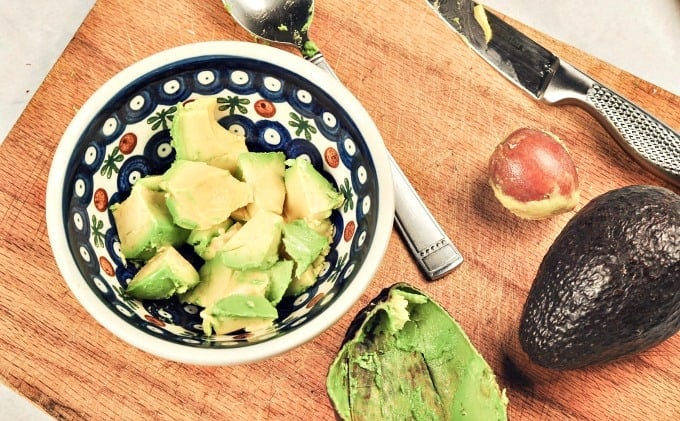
[326,283,507,420]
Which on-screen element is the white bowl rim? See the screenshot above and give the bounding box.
[46,41,395,365]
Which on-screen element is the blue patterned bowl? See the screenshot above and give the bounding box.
[46,41,394,365]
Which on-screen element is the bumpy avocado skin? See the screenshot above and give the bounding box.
[520,185,680,370]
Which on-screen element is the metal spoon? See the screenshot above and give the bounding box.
[222,0,463,280]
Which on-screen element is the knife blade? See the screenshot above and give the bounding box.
[426,0,680,187]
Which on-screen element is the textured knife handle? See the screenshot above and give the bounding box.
[586,84,680,186]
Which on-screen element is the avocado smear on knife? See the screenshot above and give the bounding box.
[327,283,508,420]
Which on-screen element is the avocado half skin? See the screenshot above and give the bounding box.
[520,185,680,370]
[327,283,508,421]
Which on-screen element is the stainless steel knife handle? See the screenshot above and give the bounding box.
[389,154,464,280]
[543,60,680,186]
[308,55,464,280]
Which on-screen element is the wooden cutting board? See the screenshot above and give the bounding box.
[0,0,678,419]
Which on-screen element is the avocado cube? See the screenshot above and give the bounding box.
[135,174,163,191]
[181,257,270,308]
[264,260,294,306]
[199,222,242,261]
[283,157,344,221]
[282,219,329,278]
[236,151,286,218]
[125,246,200,300]
[215,210,283,271]
[186,219,234,258]
[160,160,253,230]
[201,294,278,335]
[170,97,248,173]
[284,260,322,297]
[110,183,189,260]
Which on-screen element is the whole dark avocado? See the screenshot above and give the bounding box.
[519,185,680,370]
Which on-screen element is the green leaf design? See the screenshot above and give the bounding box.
[340,178,355,212]
[288,112,317,140]
[217,96,251,115]
[100,146,123,179]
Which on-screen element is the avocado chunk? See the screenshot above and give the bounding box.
[135,174,163,191]
[283,157,344,221]
[170,97,248,172]
[181,257,270,308]
[186,219,234,258]
[264,260,294,305]
[110,183,189,260]
[327,283,508,420]
[201,294,278,335]
[282,219,330,277]
[214,210,283,270]
[236,151,287,218]
[198,222,242,261]
[284,260,324,297]
[125,246,200,300]
[159,159,253,230]
[519,185,680,370]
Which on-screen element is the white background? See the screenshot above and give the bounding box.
[0,0,678,419]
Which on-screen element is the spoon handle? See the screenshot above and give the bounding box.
[308,53,338,79]
[389,154,464,279]
[307,53,463,279]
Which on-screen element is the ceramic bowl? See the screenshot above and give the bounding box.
[46,41,394,365]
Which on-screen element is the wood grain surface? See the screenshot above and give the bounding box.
[1,0,678,419]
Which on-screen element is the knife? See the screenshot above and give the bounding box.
[426,0,680,187]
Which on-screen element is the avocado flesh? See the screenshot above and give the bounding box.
[135,174,163,191]
[284,254,325,297]
[170,97,248,173]
[264,260,294,305]
[160,160,253,230]
[201,294,278,335]
[198,222,242,261]
[214,210,283,270]
[126,246,200,300]
[283,157,344,222]
[282,219,330,278]
[327,283,508,421]
[111,183,189,260]
[520,185,680,370]
[236,151,287,218]
[186,219,234,258]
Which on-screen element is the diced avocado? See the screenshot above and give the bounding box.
[201,294,278,335]
[284,256,324,297]
[214,210,283,270]
[186,219,234,258]
[283,157,344,221]
[170,97,248,172]
[236,152,286,218]
[199,222,242,261]
[125,246,200,300]
[306,217,333,238]
[135,174,163,191]
[111,183,189,260]
[159,160,253,230]
[181,259,235,307]
[282,219,330,278]
[229,206,250,222]
[265,260,294,305]
[180,257,269,308]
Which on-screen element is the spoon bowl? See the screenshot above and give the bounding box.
[223,0,332,71]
